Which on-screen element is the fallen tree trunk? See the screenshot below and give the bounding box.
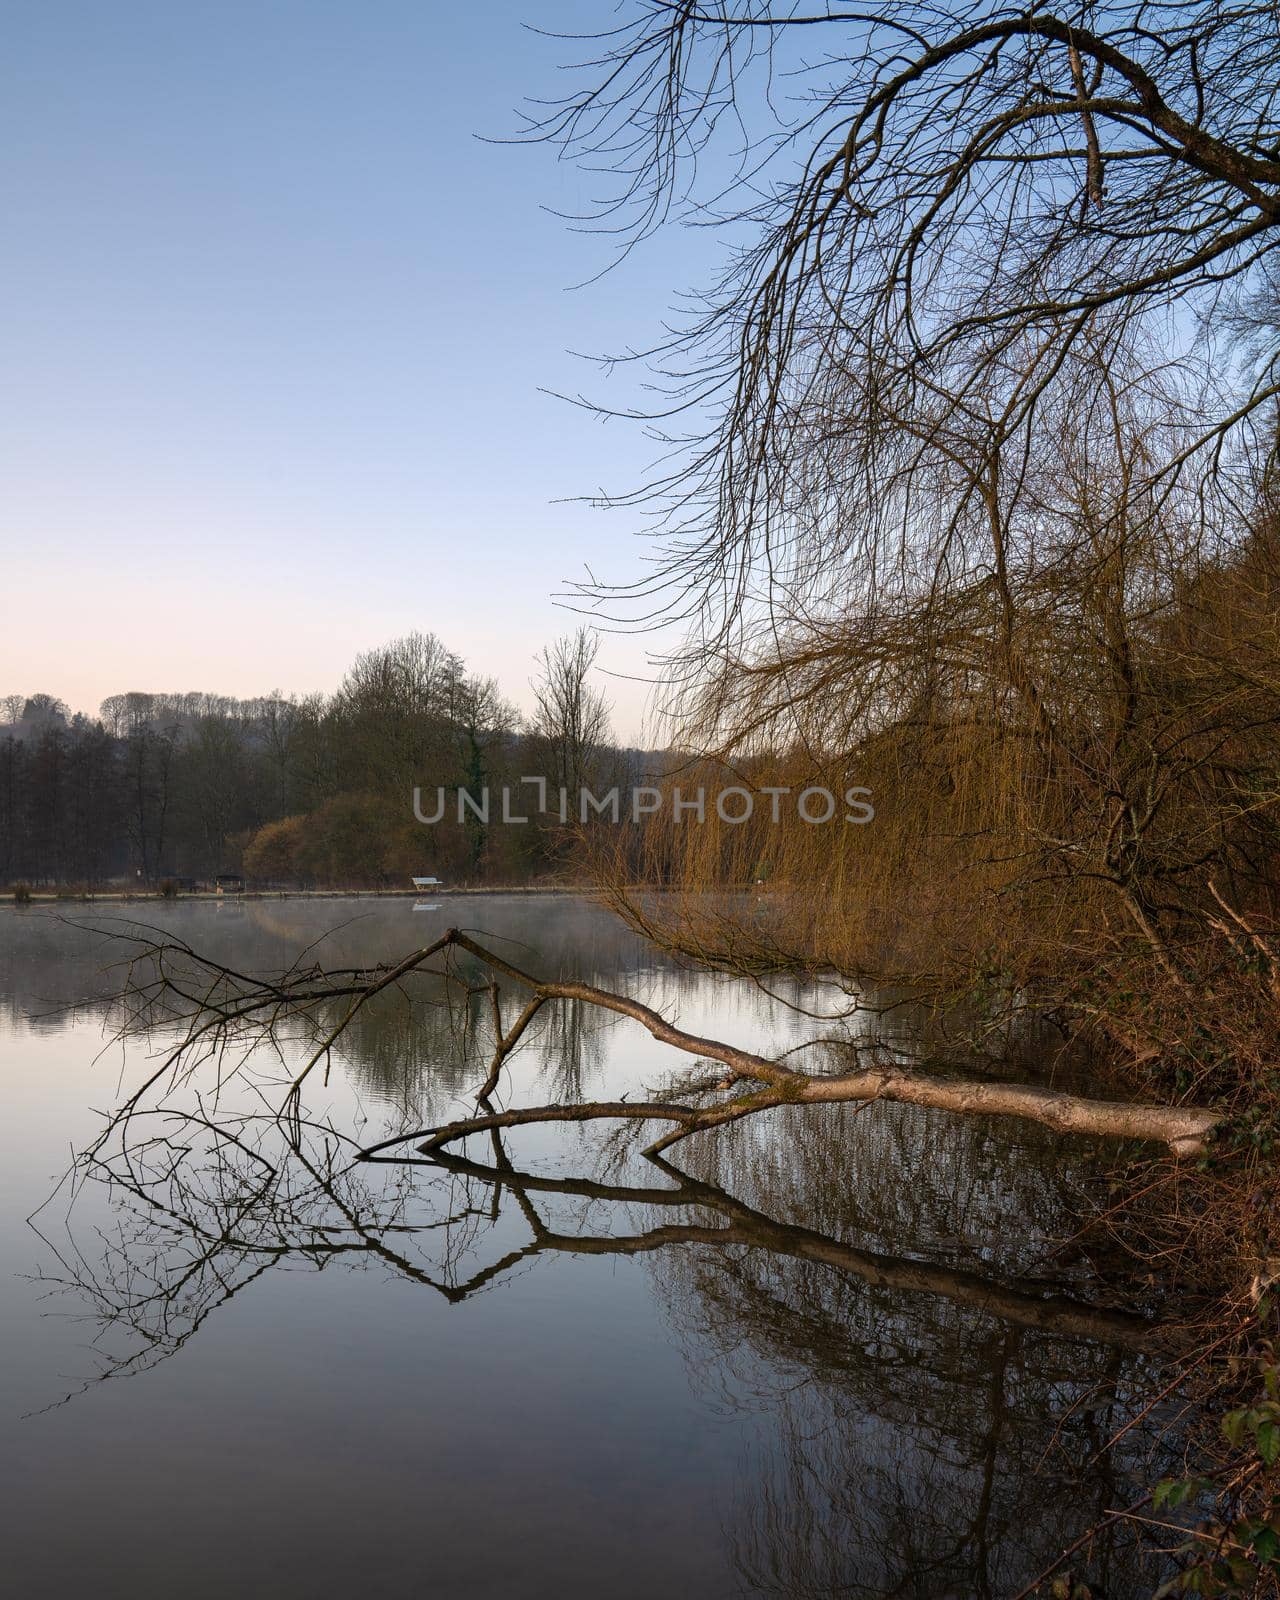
[793,1068,1220,1157]
[388,1079,1217,1162]
[356,929,1222,1159]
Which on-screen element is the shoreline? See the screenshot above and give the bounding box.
[2,885,596,907]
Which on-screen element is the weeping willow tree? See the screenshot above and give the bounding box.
[519,5,1280,1072]
[594,366,1280,1008]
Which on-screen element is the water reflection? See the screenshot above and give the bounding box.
[5,899,1182,1596]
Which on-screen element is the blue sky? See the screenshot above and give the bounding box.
[1,1,722,740]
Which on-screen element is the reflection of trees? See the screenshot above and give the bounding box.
[654,1193,1161,1597]
[326,984,608,1114]
[724,1330,1150,1600]
[651,1105,1172,1595]
[0,896,670,1004]
[530,996,603,1105]
[35,1094,1180,1595]
[0,901,692,1109]
[640,1107,1171,1593]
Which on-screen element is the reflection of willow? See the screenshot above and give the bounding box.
[535,995,602,1104]
[36,1113,1174,1592]
[721,1327,1154,1600]
[679,1093,1136,1284]
[647,1112,1170,1598]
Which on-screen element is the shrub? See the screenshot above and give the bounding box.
[13,882,32,905]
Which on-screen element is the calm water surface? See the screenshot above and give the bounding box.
[0,897,1182,1597]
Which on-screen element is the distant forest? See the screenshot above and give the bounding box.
[0,630,653,888]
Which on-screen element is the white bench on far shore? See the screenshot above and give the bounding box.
[411,877,442,889]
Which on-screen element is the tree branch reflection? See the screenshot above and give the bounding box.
[33,1102,1163,1412]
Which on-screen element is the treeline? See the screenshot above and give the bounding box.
[0,631,652,888]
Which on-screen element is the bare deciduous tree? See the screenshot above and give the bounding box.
[534,0,1277,644]
[530,628,614,796]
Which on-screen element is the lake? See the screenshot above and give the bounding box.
[0,895,1186,1597]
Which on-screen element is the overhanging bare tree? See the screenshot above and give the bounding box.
[522,5,1280,1098]
[534,0,1278,645]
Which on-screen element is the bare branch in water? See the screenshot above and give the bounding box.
[102,923,1220,1160]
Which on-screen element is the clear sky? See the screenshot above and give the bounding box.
[1,1,713,742]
